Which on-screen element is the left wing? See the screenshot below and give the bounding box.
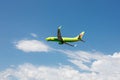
[57,26,76,47]
[57,26,63,41]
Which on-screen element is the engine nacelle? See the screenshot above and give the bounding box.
[58,42,63,44]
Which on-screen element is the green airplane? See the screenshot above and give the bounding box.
[46,26,85,47]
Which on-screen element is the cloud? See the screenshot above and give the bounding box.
[15,40,50,52]
[0,51,120,80]
[30,33,38,38]
[62,50,104,71]
[0,63,81,80]
[91,52,120,74]
[62,50,120,80]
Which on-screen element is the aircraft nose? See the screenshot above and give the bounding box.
[46,37,49,41]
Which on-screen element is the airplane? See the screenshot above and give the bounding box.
[45,26,85,47]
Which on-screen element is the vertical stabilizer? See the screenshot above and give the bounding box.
[77,31,85,40]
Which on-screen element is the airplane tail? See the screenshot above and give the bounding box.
[75,31,85,40]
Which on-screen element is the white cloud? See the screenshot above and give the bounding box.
[0,63,82,80]
[61,50,103,71]
[62,50,120,80]
[91,52,120,75]
[15,40,50,52]
[0,51,120,80]
[30,33,38,38]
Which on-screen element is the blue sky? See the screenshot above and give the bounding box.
[0,0,120,80]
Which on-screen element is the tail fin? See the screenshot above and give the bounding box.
[76,31,85,40]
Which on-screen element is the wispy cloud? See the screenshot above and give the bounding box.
[62,50,120,80]
[0,50,120,80]
[30,33,38,38]
[62,50,104,71]
[15,39,50,52]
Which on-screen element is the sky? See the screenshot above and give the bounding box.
[0,0,120,80]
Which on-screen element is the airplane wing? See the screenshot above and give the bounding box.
[57,26,63,41]
[64,42,76,47]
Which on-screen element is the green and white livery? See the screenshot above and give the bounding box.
[46,26,85,47]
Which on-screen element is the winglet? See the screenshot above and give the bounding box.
[74,44,77,47]
[58,26,62,29]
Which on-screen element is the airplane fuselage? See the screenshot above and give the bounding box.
[46,37,80,42]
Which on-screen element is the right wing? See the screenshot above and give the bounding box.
[64,42,77,47]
